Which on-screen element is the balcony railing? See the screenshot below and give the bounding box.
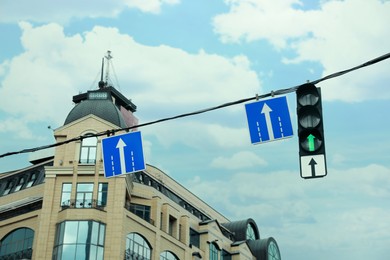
[61,199,106,210]
[0,248,32,260]
[124,249,150,260]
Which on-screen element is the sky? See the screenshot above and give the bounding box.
[0,0,390,259]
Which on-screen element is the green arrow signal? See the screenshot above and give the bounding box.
[307,134,316,152]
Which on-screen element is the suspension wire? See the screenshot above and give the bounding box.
[0,52,389,159]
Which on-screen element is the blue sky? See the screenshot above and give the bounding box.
[1,0,390,259]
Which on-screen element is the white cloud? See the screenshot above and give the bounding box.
[0,0,180,24]
[124,0,180,14]
[211,150,267,169]
[213,0,311,48]
[0,23,260,141]
[185,164,390,259]
[0,118,45,140]
[142,120,251,151]
[213,0,390,102]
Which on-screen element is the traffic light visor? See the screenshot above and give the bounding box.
[297,106,321,128]
[297,83,320,106]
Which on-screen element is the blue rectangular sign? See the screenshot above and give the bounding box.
[101,131,145,178]
[245,96,293,144]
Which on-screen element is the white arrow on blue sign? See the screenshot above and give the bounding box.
[101,131,146,178]
[245,96,293,144]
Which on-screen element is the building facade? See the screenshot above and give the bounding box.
[0,83,281,259]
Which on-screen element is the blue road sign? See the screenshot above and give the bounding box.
[101,131,146,178]
[245,96,293,144]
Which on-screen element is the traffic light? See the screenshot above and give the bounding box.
[296,83,327,179]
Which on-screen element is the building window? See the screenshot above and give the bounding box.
[221,250,232,260]
[14,177,25,192]
[129,204,151,222]
[209,243,219,260]
[160,212,163,230]
[61,183,72,206]
[190,228,200,248]
[125,233,151,260]
[2,181,14,195]
[179,224,182,242]
[246,223,257,240]
[160,250,179,260]
[76,183,93,208]
[0,228,34,259]
[53,220,105,260]
[25,173,36,188]
[169,216,177,237]
[97,183,108,207]
[79,135,97,164]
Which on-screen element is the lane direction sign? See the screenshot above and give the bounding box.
[245,96,293,144]
[102,131,146,178]
[300,154,327,179]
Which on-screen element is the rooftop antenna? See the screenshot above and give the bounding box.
[105,50,112,85]
[98,57,105,89]
[98,50,112,89]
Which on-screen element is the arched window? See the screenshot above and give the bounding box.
[53,220,105,260]
[160,250,179,260]
[246,223,257,240]
[0,227,34,259]
[79,135,97,164]
[125,233,151,260]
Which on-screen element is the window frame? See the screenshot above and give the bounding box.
[13,177,25,192]
[125,233,152,260]
[190,228,200,248]
[25,173,37,188]
[97,183,108,207]
[209,242,219,260]
[160,250,179,260]
[76,183,94,208]
[60,183,72,206]
[79,135,98,164]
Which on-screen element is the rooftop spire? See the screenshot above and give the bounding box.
[104,50,112,84]
[98,50,113,89]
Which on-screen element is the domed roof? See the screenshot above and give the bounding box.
[64,99,127,128]
[221,218,260,241]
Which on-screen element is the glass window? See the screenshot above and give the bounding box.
[190,228,200,248]
[0,228,34,258]
[221,250,232,260]
[125,233,151,260]
[2,181,14,195]
[76,183,93,208]
[61,183,72,206]
[160,251,179,260]
[79,135,97,164]
[98,183,108,207]
[25,173,37,188]
[169,216,177,237]
[246,223,257,240]
[209,243,219,260]
[53,220,105,260]
[14,177,25,192]
[129,204,151,222]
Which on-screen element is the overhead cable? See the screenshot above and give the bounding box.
[0,52,389,159]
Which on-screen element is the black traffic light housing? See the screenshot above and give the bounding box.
[296,83,327,178]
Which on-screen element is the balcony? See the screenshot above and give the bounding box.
[61,199,106,210]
